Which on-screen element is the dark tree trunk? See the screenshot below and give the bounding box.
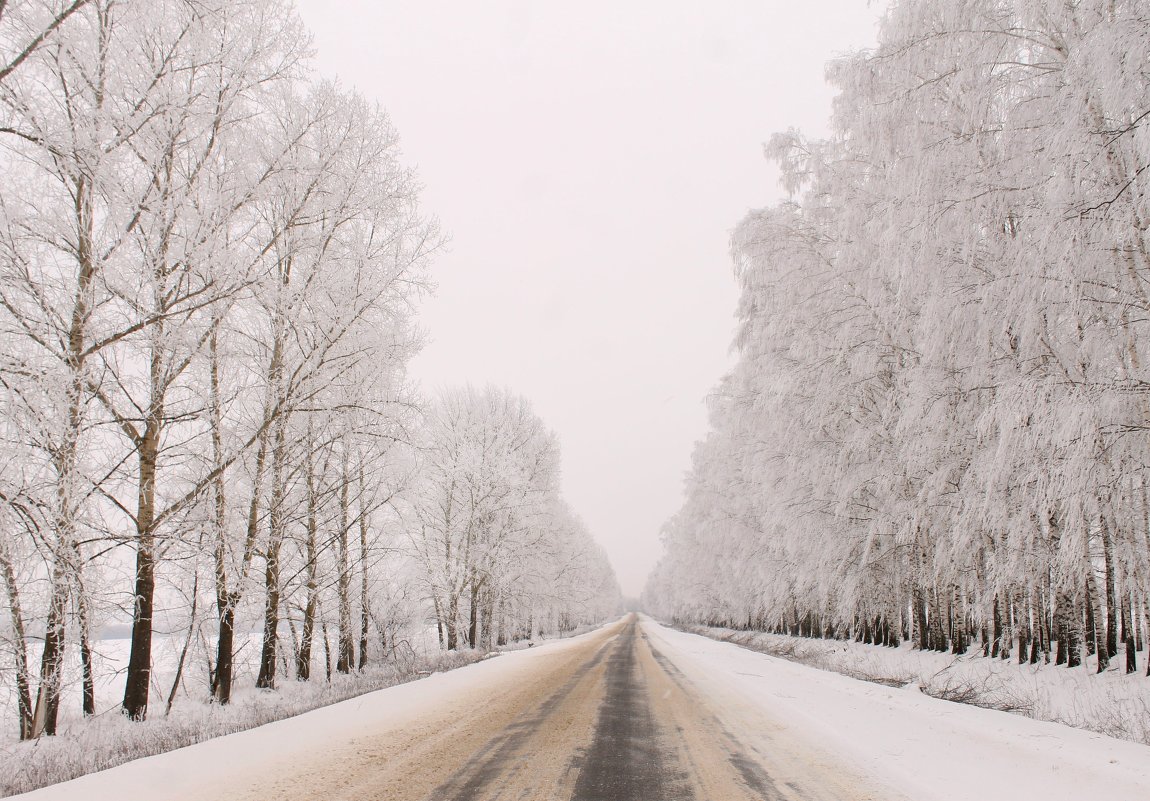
[32,577,66,736]
[496,593,507,647]
[1016,590,1028,665]
[1084,581,1097,658]
[123,419,160,721]
[914,585,928,651]
[336,465,353,674]
[257,415,289,689]
[298,458,319,681]
[930,588,947,651]
[1066,596,1083,668]
[481,587,496,649]
[79,620,95,717]
[1002,593,1014,660]
[991,594,1002,658]
[446,594,459,650]
[1055,590,1070,666]
[1138,595,1148,652]
[950,589,965,654]
[468,579,480,648]
[322,618,332,682]
[73,553,95,717]
[213,600,237,701]
[358,478,370,670]
[1099,513,1118,659]
[0,544,33,739]
[298,597,316,680]
[123,546,156,719]
[433,594,444,648]
[255,548,281,689]
[1121,591,1137,674]
[1041,570,1053,663]
[210,332,239,704]
[1084,534,1107,670]
[122,288,173,721]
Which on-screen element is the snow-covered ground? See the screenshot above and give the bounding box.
[0,628,478,797]
[0,622,601,797]
[6,616,1148,801]
[645,619,1150,801]
[681,623,1150,745]
[5,625,616,801]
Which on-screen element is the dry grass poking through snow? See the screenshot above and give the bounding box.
[683,625,1150,746]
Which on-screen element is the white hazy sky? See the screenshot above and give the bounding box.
[294,1,884,596]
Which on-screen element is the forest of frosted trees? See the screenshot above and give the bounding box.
[0,0,618,742]
[646,0,1150,676]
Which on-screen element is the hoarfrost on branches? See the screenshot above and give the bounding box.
[0,0,620,763]
[646,0,1150,681]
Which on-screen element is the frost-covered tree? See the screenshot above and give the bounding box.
[0,0,440,734]
[647,0,1150,676]
[0,0,612,743]
[0,0,313,729]
[411,387,619,650]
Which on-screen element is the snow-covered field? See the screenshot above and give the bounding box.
[682,623,1150,746]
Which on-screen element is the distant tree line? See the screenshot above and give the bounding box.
[412,387,620,652]
[645,0,1150,678]
[0,0,618,740]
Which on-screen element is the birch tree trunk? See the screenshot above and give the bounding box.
[297,429,319,681]
[358,466,370,670]
[336,456,353,674]
[0,533,33,739]
[256,412,289,690]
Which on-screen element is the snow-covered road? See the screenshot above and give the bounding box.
[11,615,1150,801]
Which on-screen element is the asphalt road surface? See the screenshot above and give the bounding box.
[234,614,893,801]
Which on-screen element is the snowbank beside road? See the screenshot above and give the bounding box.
[3,626,612,801]
[643,618,1150,801]
[0,638,479,798]
[682,624,1150,745]
[0,622,605,797]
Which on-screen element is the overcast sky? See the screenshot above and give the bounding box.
[294,1,885,596]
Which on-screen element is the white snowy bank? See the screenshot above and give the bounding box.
[680,622,1150,746]
[0,645,480,798]
[0,622,600,798]
[3,625,611,801]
